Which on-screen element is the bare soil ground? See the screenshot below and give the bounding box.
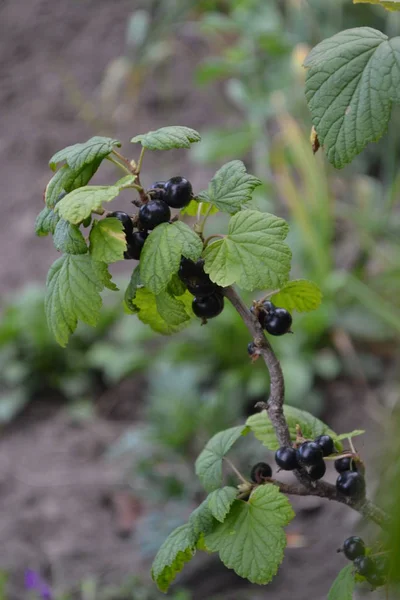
[0,1,390,599]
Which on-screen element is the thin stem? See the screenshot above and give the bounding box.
[106,155,132,176]
[203,233,225,246]
[223,457,248,486]
[112,149,136,174]
[111,149,147,203]
[136,147,146,174]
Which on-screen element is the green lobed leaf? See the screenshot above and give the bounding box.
[207,487,238,522]
[131,126,201,151]
[167,274,187,297]
[305,28,400,169]
[270,279,322,312]
[55,186,121,224]
[140,222,203,295]
[189,499,216,537]
[35,207,60,236]
[246,407,342,452]
[204,485,295,585]
[49,136,120,171]
[45,254,106,346]
[45,160,102,209]
[203,210,291,291]
[354,0,400,12]
[53,219,88,254]
[336,430,365,441]
[92,260,119,291]
[124,266,142,313]
[327,565,356,600]
[181,199,219,217]
[89,218,127,263]
[197,160,261,214]
[195,425,249,492]
[151,524,197,593]
[134,288,193,335]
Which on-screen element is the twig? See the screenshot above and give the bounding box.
[224,285,391,530]
[111,149,147,204]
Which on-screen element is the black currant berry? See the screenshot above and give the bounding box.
[164,176,193,209]
[314,434,335,457]
[307,460,326,480]
[192,293,224,319]
[296,441,324,467]
[336,471,365,498]
[342,536,365,561]
[275,446,299,470]
[354,555,374,577]
[247,342,256,356]
[149,181,167,200]
[334,456,358,473]
[108,211,134,239]
[139,200,170,230]
[178,257,206,282]
[124,231,148,260]
[366,571,386,589]
[250,462,272,483]
[150,181,166,190]
[263,300,276,313]
[186,278,219,297]
[264,308,292,336]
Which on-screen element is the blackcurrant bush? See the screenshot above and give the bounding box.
[186,278,219,297]
[192,293,224,319]
[334,456,358,473]
[247,342,256,356]
[264,308,292,336]
[139,200,171,230]
[342,536,365,561]
[275,446,299,470]
[366,571,386,588]
[178,257,206,282]
[124,231,148,260]
[336,471,365,498]
[107,211,134,239]
[164,176,193,208]
[354,555,374,577]
[250,462,272,483]
[296,441,324,467]
[307,460,326,480]
[314,434,335,457]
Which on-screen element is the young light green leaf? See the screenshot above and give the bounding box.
[198,160,261,214]
[35,207,60,236]
[55,186,120,224]
[181,199,219,217]
[195,425,248,492]
[204,485,295,584]
[270,279,322,312]
[203,210,291,291]
[327,565,356,600]
[89,218,126,263]
[134,288,192,335]
[207,487,237,522]
[131,126,201,151]
[336,430,365,441]
[53,219,88,255]
[45,160,102,208]
[151,524,197,593]
[114,174,137,189]
[155,291,191,327]
[246,407,341,451]
[49,136,120,171]
[124,266,142,313]
[140,222,202,295]
[305,28,400,169]
[92,260,119,291]
[45,254,105,346]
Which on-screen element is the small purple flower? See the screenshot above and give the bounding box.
[24,569,53,600]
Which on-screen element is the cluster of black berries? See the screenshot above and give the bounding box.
[252,301,292,336]
[275,435,334,480]
[334,455,365,499]
[339,537,389,589]
[109,176,193,260]
[250,462,273,483]
[178,257,224,320]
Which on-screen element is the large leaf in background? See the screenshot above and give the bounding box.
[49,136,120,171]
[203,210,291,291]
[204,485,295,584]
[354,0,400,10]
[131,126,201,150]
[305,28,400,168]
[270,280,322,312]
[327,565,356,600]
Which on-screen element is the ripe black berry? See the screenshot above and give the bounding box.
[314,434,335,457]
[307,460,326,480]
[263,300,276,313]
[296,441,324,467]
[275,446,299,470]
[247,342,256,356]
[124,231,148,260]
[192,293,224,319]
[334,456,358,473]
[250,462,272,483]
[108,211,134,239]
[178,257,206,282]
[139,200,170,230]
[336,471,365,498]
[366,571,386,588]
[149,181,167,200]
[186,278,219,297]
[150,181,166,190]
[164,176,193,208]
[342,536,365,561]
[264,308,292,336]
[354,555,374,577]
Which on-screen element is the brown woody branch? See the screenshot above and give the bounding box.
[224,286,390,531]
